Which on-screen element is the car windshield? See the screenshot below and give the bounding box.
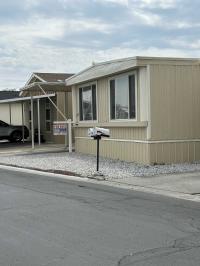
[0,120,9,127]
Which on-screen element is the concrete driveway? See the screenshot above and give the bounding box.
[0,141,68,156]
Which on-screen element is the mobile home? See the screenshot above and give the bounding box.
[66,56,200,164]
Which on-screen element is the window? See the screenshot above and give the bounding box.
[79,84,97,121]
[45,99,51,131]
[110,73,136,120]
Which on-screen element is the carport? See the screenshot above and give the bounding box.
[0,82,73,153]
[20,81,73,152]
[0,94,54,147]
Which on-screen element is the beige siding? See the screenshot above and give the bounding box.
[149,141,200,164]
[74,78,109,123]
[74,126,148,163]
[54,92,73,144]
[73,71,149,163]
[139,67,148,121]
[97,78,109,123]
[75,127,146,140]
[72,58,200,164]
[150,64,200,140]
[75,138,150,164]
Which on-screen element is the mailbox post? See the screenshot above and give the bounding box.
[88,127,110,173]
[95,134,101,172]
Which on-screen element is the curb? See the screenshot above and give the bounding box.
[0,163,200,203]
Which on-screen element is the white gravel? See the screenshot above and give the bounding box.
[1,152,200,179]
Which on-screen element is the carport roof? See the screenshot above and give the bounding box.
[33,73,74,82]
[0,93,55,104]
[20,81,71,95]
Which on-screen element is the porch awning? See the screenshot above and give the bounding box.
[20,81,72,95]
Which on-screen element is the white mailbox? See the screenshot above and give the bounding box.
[88,127,110,138]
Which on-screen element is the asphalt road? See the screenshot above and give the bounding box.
[0,168,200,266]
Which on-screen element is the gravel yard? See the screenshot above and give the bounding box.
[1,152,200,179]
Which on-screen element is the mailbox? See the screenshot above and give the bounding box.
[88,127,110,138]
[88,127,110,173]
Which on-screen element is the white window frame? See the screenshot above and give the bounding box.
[78,81,98,123]
[108,71,138,122]
[45,98,51,132]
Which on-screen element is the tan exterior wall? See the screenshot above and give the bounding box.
[75,126,147,140]
[54,91,72,144]
[147,64,200,164]
[150,64,200,140]
[73,69,149,163]
[73,69,149,124]
[75,126,148,163]
[75,138,150,164]
[149,141,200,164]
[73,63,200,165]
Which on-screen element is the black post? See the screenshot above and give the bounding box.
[96,136,100,172]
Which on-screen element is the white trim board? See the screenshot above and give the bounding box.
[75,137,200,144]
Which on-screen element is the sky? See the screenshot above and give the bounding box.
[0,0,200,90]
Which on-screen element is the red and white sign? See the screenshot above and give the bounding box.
[53,121,68,135]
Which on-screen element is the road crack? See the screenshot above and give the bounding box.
[118,232,200,265]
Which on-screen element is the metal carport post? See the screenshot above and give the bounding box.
[21,101,25,143]
[37,98,41,146]
[31,95,34,149]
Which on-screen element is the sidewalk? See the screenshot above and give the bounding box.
[103,171,200,202]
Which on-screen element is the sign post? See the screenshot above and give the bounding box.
[53,121,72,153]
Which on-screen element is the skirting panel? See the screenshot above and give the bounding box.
[149,142,200,164]
[75,138,200,164]
[75,138,150,164]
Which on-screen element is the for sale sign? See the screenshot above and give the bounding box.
[53,121,68,135]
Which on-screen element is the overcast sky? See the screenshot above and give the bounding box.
[0,0,200,90]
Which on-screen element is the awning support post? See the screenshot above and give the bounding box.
[31,96,34,149]
[38,84,67,121]
[68,119,72,153]
[37,98,41,145]
[21,101,25,143]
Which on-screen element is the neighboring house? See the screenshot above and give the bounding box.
[0,91,23,125]
[66,56,200,164]
[20,72,74,144]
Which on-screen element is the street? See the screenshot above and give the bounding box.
[0,168,200,265]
